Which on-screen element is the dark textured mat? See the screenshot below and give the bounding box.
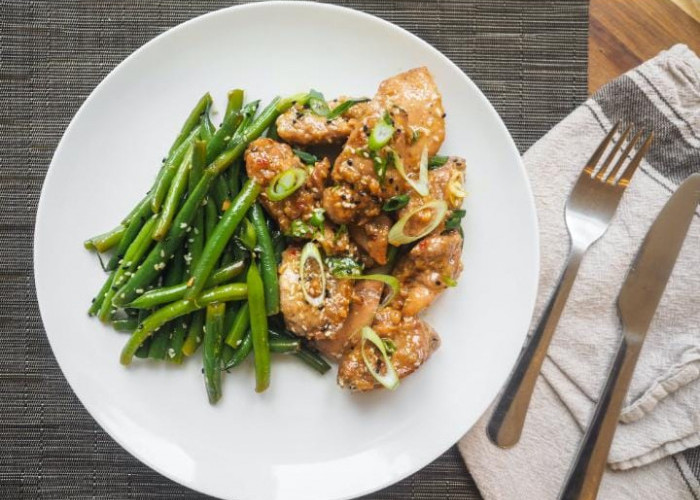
[0,1,588,498]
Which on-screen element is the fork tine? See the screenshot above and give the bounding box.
[604,129,643,184]
[595,124,631,180]
[584,121,620,176]
[618,132,654,187]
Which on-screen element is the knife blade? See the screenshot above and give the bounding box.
[618,172,700,338]
[559,173,700,500]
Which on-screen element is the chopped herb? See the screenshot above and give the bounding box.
[287,219,313,239]
[369,113,395,151]
[325,98,370,120]
[334,224,348,243]
[444,209,466,230]
[428,155,450,169]
[267,121,280,141]
[442,275,458,287]
[308,89,330,117]
[325,256,364,277]
[383,194,410,212]
[373,154,387,182]
[309,208,325,230]
[293,148,318,165]
[383,338,397,356]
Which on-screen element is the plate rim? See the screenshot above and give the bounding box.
[34,2,540,499]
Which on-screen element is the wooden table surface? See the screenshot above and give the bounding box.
[589,0,700,94]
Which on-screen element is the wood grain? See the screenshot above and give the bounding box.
[589,0,700,94]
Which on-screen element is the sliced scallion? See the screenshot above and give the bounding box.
[428,155,450,169]
[361,326,399,390]
[368,114,395,151]
[382,194,410,212]
[266,167,308,201]
[326,98,370,120]
[331,273,399,307]
[300,242,325,307]
[388,200,448,246]
[293,148,318,165]
[308,89,330,117]
[391,146,429,196]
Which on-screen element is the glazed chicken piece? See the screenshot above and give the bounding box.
[315,279,384,361]
[393,231,463,316]
[399,156,466,236]
[323,67,446,226]
[348,214,391,265]
[276,98,356,145]
[374,66,446,167]
[278,246,354,341]
[337,309,440,391]
[245,138,328,232]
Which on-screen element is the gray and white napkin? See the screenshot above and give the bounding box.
[459,44,700,499]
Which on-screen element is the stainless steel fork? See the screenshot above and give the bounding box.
[487,123,654,448]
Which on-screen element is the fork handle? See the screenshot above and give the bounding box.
[487,248,584,448]
[559,337,640,500]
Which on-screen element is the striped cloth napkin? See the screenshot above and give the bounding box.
[459,44,700,499]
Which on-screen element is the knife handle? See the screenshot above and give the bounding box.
[487,249,584,448]
[559,336,641,500]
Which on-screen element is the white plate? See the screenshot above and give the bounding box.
[34,3,539,499]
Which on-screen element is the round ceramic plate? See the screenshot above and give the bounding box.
[34,3,539,499]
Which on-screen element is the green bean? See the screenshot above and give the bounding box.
[84,225,125,253]
[200,107,215,142]
[149,247,185,359]
[203,302,226,404]
[120,282,248,365]
[121,194,151,226]
[269,337,300,353]
[152,124,203,213]
[88,271,116,316]
[250,203,280,315]
[126,260,246,309]
[225,301,250,348]
[206,108,243,164]
[228,159,242,198]
[111,169,215,307]
[293,348,332,374]
[113,97,287,306]
[226,100,259,149]
[98,216,157,321]
[134,337,151,358]
[153,144,193,240]
[209,97,281,176]
[269,327,331,374]
[204,194,218,241]
[222,331,252,370]
[224,89,244,120]
[167,93,212,157]
[182,310,205,356]
[221,344,235,366]
[168,318,188,363]
[247,264,270,392]
[212,177,231,212]
[185,180,261,300]
[106,200,153,271]
[112,318,139,332]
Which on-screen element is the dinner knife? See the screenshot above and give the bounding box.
[559,173,700,500]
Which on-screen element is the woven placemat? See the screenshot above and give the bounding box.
[0,1,588,498]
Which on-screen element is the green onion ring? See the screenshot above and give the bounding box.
[332,273,399,307]
[266,167,308,202]
[388,199,448,246]
[299,242,325,307]
[361,326,399,390]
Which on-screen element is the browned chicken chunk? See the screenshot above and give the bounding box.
[393,231,463,316]
[315,279,384,361]
[323,67,445,226]
[349,214,391,265]
[276,98,355,145]
[278,246,354,340]
[245,137,329,233]
[337,310,440,391]
[399,156,466,236]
